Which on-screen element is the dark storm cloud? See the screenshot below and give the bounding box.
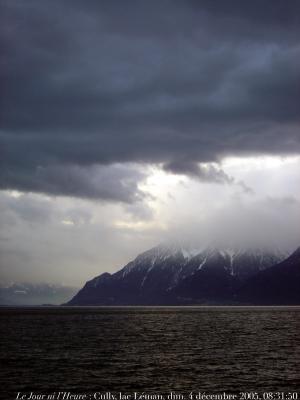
[1,0,300,199]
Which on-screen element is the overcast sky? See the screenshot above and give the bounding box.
[1,0,300,286]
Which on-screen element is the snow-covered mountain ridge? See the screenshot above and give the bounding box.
[67,243,289,305]
[119,244,285,286]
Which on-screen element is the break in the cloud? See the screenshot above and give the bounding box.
[1,0,300,201]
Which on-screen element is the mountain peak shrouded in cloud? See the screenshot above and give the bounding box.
[0,1,299,287]
[67,242,292,306]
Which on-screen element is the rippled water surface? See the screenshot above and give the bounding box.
[0,307,299,397]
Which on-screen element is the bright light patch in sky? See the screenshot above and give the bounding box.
[222,155,300,170]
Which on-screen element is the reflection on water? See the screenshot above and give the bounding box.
[0,307,299,396]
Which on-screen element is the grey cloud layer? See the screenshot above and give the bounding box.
[163,161,234,184]
[1,163,146,203]
[1,0,300,199]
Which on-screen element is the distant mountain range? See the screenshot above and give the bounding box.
[67,244,300,306]
[0,283,78,305]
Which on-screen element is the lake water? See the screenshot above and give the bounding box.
[0,307,299,399]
